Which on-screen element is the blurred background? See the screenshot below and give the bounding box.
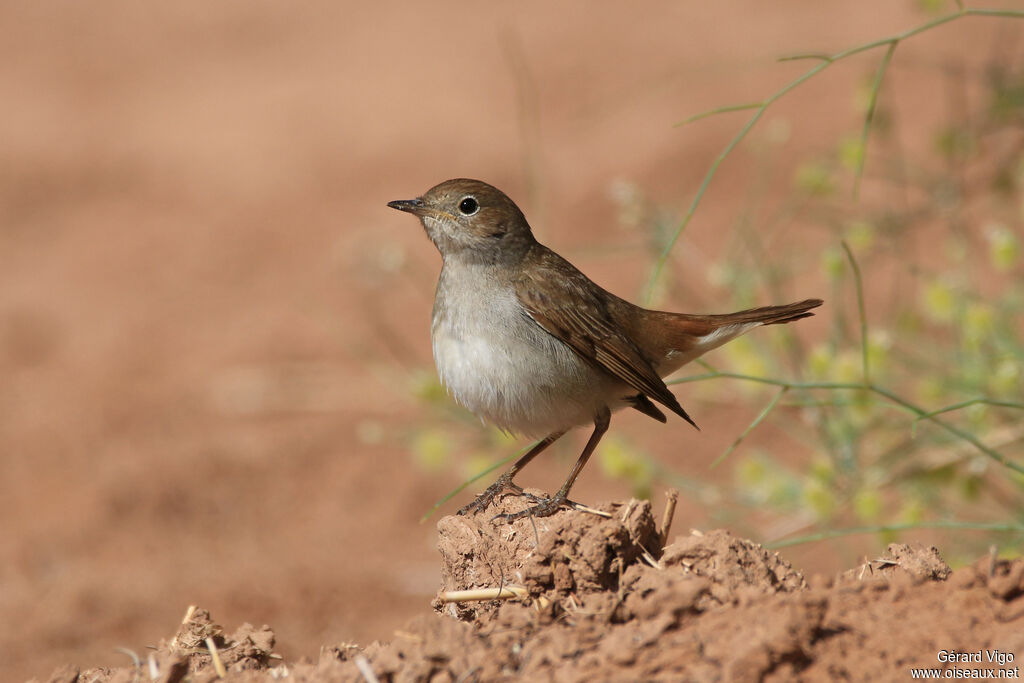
[2,1,1022,679]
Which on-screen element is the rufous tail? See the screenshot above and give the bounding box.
[698,298,824,326]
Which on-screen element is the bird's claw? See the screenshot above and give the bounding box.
[491,493,570,523]
[456,475,524,516]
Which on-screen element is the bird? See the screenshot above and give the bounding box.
[388,178,821,521]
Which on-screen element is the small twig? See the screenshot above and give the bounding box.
[168,605,198,653]
[355,655,381,683]
[639,543,663,570]
[113,647,142,670]
[659,489,679,549]
[205,637,226,679]
[528,512,540,546]
[571,502,613,518]
[496,565,507,599]
[857,559,871,581]
[437,585,529,603]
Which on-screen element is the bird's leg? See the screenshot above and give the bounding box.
[457,431,566,516]
[495,407,611,523]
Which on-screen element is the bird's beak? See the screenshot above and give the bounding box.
[387,198,426,215]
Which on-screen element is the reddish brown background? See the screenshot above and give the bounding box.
[1,1,1015,679]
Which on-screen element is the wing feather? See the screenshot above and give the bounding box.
[515,250,698,429]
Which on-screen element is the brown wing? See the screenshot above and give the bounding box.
[515,248,698,429]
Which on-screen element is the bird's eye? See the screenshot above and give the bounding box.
[458,196,479,215]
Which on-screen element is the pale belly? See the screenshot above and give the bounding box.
[430,284,623,437]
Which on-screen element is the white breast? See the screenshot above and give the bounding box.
[430,261,616,437]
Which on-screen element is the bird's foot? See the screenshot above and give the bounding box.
[456,474,524,516]
[492,492,571,523]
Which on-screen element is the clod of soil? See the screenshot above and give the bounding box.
[34,496,1024,682]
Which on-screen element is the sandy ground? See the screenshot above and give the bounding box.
[46,495,1024,682]
[2,1,1019,680]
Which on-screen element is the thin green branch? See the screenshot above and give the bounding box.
[643,60,831,304]
[667,371,1024,474]
[869,384,1022,473]
[671,372,864,390]
[841,241,870,384]
[778,53,834,63]
[680,102,766,125]
[853,40,897,199]
[645,7,1024,301]
[766,520,1024,549]
[710,386,789,468]
[914,398,1024,426]
[696,357,717,372]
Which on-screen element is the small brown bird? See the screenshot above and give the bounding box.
[388,179,821,521]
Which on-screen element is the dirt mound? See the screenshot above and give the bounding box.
[36,496,1024,682]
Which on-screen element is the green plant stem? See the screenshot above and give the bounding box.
[766,520,1024,549]
[841,240,870,384]
[668,371,1024,474]
[914,398,1024,424]
[646,61,830,304]
[646,7,1024,301]
[683,102,765,124]
[710,386,789,468]
[854,40,897,200]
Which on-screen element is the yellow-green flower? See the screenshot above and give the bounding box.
[916,376,946,404]
[922,280,957,323]
[463,453,497,487]
[865,330,892,378]
[986,223,1019,272]
[802,478,837,520]
[963,303,994,349]
[989,359,1022,398]
[833,350,863,384]
[410,371,447,405]
[807,344,834,381]
[597,435,653,492]
[844,219,876,250]
[794,161,835,197]
[724,336,769,386]
[821,246,845,281]
[411,428,453,472]
[898,497,926,525]
[838,135,865,171]
[915,0,946,15]
[853,488,883,522]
